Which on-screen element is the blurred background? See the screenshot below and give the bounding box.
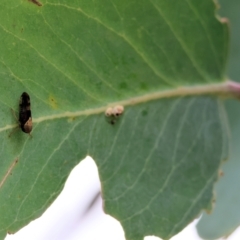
[5,0,240,239]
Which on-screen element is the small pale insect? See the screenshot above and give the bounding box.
[112,105,124,117]
[105,107,113,117]
[105,105,124,125]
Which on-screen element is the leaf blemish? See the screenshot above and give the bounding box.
[48,95,58,109]
[218,170,224,177]
[68,116,76,122]
[119,82,128,90]
[28,0,42,6]
[141,109,148,116]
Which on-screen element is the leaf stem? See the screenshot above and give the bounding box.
[2,80,240,130]
[33,80,240,122]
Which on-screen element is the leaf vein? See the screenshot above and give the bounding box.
[0,23,103,103]
[41,13,122,95]
[148,0,211,82]
[14,118,86,221]
[106,99,182,201]
[45,1,175,87]
[185,0,221,72]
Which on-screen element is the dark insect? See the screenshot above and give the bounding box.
[19,92,32,134]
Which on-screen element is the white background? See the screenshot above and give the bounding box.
[5,157,240,240]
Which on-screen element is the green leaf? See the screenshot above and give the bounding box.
[197,100,240,239]
[197,0,240,238]
[0,0,229,239]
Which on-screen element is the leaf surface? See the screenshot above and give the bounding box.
[0,0,229,239]
[197,0,240,238]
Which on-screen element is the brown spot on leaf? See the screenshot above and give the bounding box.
[220,17,229,24]
[219,170,224,177]
[68,117,76,122]
[28,0,42,6]
[48,95,58,109]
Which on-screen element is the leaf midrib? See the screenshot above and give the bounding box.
[0,81,229,134]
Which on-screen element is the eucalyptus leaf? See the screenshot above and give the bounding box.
[197,0,240,238]
[0,0,230,239]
